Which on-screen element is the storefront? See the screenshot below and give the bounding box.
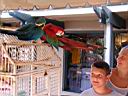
[0,0,128,95]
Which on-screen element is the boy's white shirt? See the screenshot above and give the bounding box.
[80,88,124,96]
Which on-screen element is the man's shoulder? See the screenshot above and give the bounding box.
[80,88,93,96]
[111,91,124,96]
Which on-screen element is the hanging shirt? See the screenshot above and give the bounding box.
[71,48,81,64]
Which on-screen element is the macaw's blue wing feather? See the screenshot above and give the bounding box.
[16,24,45,40]
[1,12,46,41]
[9,11,35,25]
[0,24,45,41]
[0,29,18,36]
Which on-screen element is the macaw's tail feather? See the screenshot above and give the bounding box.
[0,29,18,36]
[60,45,72,51]
[58,37,86,47]
[58,37,91,51]
[0,29,33,41]
[0,29,31,38]
[87,44,104,49]
[58,37,103,51]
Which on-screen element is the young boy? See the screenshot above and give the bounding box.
[80,61,123,96]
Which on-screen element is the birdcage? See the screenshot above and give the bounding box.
[0,34,61,96]
[0,66,61,96]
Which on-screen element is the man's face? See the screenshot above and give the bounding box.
[117,48,128,70]
[90,67,109,89]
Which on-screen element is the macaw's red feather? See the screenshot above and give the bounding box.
[41,35,46,41]
[41,23,103,51]
[58,37,85,47]
[86,44,103,49]
[43,23,64,38]
[60,45,72,51]
[58,37,92,51]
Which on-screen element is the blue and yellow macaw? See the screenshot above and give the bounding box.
[0,11,46,41]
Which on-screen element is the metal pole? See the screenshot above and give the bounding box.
[104,23,114,67]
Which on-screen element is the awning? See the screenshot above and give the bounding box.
[0,0,128,10]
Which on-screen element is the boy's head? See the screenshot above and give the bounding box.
[90,61,111,89]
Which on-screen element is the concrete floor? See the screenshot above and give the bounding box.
[61,91,80,96]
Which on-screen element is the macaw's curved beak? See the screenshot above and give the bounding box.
[35,23,45,27]
[35,17,46,27]
[56,30,64,37]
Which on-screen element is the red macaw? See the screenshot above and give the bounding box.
[41,23,102,51]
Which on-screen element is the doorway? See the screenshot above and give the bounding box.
[63,31,104,93]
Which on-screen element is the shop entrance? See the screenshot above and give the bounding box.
[63,32,104,93]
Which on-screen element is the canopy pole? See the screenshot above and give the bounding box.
[104,23,114,67]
